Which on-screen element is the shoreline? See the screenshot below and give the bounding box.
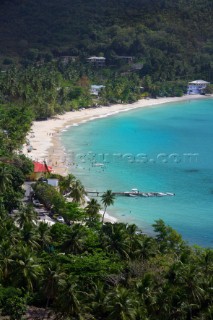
[22,94,211,223]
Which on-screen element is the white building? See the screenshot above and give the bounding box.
[187,80,210,95]
[47,179,59,187]
[87,56,106,67]
[59,56,78,64]
[90,85,105,96]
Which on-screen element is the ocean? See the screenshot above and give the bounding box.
[61,98,213,247]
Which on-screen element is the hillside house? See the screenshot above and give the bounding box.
[87,56,106,67]
[131,63,143,71]
[90,85,105,96]
[187,80,210,95]
[59,56,78,64]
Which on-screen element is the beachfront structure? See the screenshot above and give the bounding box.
[187,80,210,95]
[90,85,105,96]
[87,56,106,67]
[29,161,52,180]
[47,179,59,188]
[47,178,59,191]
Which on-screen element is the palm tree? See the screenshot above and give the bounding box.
[37,221,52,249]
[138,236,157,260]
[55,277,81,318]
[0,198,6,217]
[163,261,206,319]
[0,241,14,283]
[126,225,156,261]
[16,204,37,228]
[0,216,19,245]
[181,264,205,306]
[104,286,138,320]
[59,174,75,195]
[70,179,86,204]
[101,190,115,225]
[0,164,12,194]
[126,224,138,254]
[84,281,106,318]
[20,222,40,249]
[102,223,130,259]
[198,248,213,274]
[61,224,87,254]
[136,273,158,315]
[85,198,101,225]
[12,246,41,292]
[42,261,66,308]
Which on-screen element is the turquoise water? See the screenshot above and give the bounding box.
[61,98,213,247]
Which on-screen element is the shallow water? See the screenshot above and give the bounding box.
[61,98,213,247]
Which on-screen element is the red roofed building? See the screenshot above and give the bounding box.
[34,161,52,173]
[29,161,52,180]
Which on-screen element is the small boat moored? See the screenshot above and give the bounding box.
[131,188,139,193]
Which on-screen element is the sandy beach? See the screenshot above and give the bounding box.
[22,95,208,169]
[22,94,210,223]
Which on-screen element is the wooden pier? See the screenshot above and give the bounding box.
[86,190,175,198]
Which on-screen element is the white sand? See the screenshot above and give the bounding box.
[22,94,210,223]
[22,95,207,164]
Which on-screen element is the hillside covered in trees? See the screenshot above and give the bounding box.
[0,0,212,81]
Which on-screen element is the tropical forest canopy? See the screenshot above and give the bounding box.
[0,0,212,82]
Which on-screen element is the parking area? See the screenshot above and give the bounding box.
[21,182,67,225]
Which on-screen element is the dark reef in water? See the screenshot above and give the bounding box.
[184,169,199,173]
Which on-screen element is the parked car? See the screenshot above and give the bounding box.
[38,212,45,217]
[33,200,43,207]
[56,216,65,223]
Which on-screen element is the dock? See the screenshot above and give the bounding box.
[86,190,175,197]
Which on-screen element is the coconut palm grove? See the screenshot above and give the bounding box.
[0,0,213,319]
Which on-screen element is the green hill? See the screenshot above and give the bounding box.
[0,0,212,80]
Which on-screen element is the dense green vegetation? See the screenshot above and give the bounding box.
[0,0,212,82]
[1,189,213,318]
[0,61,190,121]
[0,0,211,120]
[0,62,146,119]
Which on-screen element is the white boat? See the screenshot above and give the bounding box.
[93,163,105,167]
[131,188,139,193]
[124,191,130,195]
[156,192,167,197]
[129,193,137,197]
[124,191,137,197]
